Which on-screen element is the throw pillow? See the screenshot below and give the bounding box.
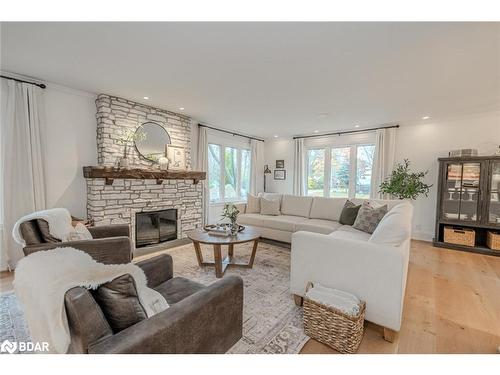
[339,200,362,225]
[260,197,281,216]
[246,194,261,213]
[353,201,388,234]
[36,219,62,243]
[92,274,148,333]
[67,223,93,241]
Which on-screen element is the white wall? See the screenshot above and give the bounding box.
[263,111,500,241]
[42,85,97,218]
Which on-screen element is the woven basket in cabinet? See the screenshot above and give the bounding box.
[302,282,366,354]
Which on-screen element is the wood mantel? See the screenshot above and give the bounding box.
[83,166,206,185]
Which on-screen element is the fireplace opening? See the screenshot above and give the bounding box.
[135,209,177,247]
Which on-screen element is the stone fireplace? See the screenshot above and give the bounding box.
[84,95,204,248]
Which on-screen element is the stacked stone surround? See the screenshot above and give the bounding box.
[87,94,202,247]
[96,94,192,168]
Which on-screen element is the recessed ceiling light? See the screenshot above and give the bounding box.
[422,116,430,120]
[143,96,149,100]
[273,135,278,138]
[314,130,319,133]
[179,107,185,111]
[354,124,360,128]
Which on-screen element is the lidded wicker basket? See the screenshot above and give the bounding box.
[303,282,365,353]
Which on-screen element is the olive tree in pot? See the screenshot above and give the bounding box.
[379,159,432,200]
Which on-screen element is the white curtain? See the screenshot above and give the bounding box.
[370,127,397,199]
[1,79,46,268]
[196,126,209,225]
[293,138,306,196]
[250,139,265,195]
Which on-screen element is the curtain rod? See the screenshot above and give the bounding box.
[0,75,47,89]
[198,123,264,142]
[293,124,399,140]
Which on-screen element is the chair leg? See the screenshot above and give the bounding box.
[293,294,303,306]
[383,327,398,343]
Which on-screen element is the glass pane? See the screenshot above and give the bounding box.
[443,164,462,220]
[307,149,325,197]
[355,145,375,199]
[208,144,221,201]
[460,163,480,222]
[240,149,251,199]
[489,162,500,224]
[224,147,238,200]
[330,147,350,198]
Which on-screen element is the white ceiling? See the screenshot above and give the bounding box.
[1,22,499,138]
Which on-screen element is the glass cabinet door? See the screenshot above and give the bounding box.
[488,161,500,226]
[442,162,481,222]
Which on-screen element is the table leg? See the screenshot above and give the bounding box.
[213,244,223,278]
[249,239,259,268]
[228,243,234,261]
[193,241,203,266]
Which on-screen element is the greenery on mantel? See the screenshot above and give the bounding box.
[379,159,432,200]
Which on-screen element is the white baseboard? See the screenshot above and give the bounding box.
[411,231,433,242]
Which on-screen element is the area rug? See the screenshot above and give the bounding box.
[0,241,309,354]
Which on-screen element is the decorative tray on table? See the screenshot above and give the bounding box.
[203,224,246,237]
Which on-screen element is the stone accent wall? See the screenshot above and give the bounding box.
[96,94,192,168]
[86,178,203,245]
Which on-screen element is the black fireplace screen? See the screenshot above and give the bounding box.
[135,209,177,247]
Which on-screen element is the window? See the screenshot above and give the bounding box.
[306,144,375,199]
[208,143,252,203]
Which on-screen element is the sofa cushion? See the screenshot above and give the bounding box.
[281,195,313,217]
[296,219,342,234]
[351,198,402,212]
[338,200,361,225]
[309,197,347,221]
[238,213,265,227]
[154,276,205,305]
[92,274,147,333]
[260,198,281,216]
[261,215,308,232]
[329,225,372,241]
[369,202,413,246]
[353,201,388,234]
[246,194,260,213]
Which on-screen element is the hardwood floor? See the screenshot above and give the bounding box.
[1,240,499,353]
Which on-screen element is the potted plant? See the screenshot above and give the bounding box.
[379,159,432,200]
[221,203,240,236]
[116,128,146,168]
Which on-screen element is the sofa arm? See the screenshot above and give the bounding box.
[290,231,409,331]
[88,275,244,354]
[23,237,132,264]
[88,224,130,239]
[135,254,173,288]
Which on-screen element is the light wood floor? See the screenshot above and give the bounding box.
[1,240,499,353]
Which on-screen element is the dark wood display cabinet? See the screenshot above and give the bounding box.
[434,155,500,256]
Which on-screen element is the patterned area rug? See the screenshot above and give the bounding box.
[0,241,309,354]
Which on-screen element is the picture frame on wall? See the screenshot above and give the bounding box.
[274,170,286,180]
[276,160,285,169]
[166,145,186,170]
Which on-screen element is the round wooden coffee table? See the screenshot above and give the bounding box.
[187,226,261,278]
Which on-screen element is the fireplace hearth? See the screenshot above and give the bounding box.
[135,209,177,247]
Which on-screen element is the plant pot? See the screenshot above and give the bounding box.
[230,222,239,236]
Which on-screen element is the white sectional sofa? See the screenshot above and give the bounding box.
[237,193,413,340]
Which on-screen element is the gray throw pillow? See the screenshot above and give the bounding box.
[36,219,62,243]
[353,202,388,234]
[92,274,147,333]
[339,200,361,225]
[260,197,280,216]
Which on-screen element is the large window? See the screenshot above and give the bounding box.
[306,144,375,199]
[208,143,251,203]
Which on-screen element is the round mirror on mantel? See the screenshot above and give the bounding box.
[134,122,171,163]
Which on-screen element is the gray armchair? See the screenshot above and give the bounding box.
[64,254,244,354]
[19,220,132,264]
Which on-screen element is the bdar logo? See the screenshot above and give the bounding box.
[1,340,17,354]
